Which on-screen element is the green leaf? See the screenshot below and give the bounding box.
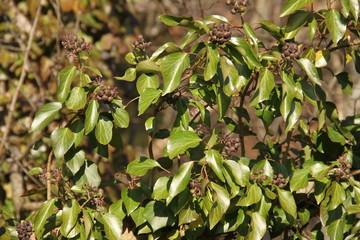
[60,199,81,238]
[138,88,162,115]
[160,52,190,95]
[308,17,317,42]
[179,204,200,225]
[327,218,345,240]
[159,15,194,26]
[327,126,346,145]
[209,182,230,229]
[336,72,352,95]
[229,38,262,68]
[216,87,231,119]
[74,160,101,187]
[325,9,347,44]
[143,200,176,232]
[349,0,359,20]
[258,68,275,103]
[29,167,43,175]
[167,130,201,159]
[152,176,170,200]
[237,184,262,206]
[65,87,87,110]
[127,157,161,176]
[34,199,58,237]
[85,66,102,77]
[111,105,129,128]
[150,42,181,60]
[122,188,142,215]
[204,43,219,81]
[136,60,160,73]
[328,181,346,210]
[277,188,297,219]
[65,148,86,175]
[220,56,247,96]
[205,149,225,182]
[130,207,146,227]
[258,21,283,40]
[285,11,312,39]
[100,213,123,240]
[280,0,315,17]
[70,119,84,147]
[285,99,302,132]
[95,114,113,145]
[57,66,78,103]
[85,99,99,134]
[243,22,258,48]
[80,72,91,85]
[224,160,250,187]
[136,73,160,94]
[298,208,311,225]
[30,102,62,131]
[114,68,136,82]
[315,50,330,68]
[51,128,75,159]
[296,58,321,85]
[290,168,309,192]
[167,161,193,203]
[247,212,266,240]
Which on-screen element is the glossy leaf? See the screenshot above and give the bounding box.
[112,105,129,128]
[136,73,159,94]
[65,87,87,110]
[30,102,62,132]
[237,184,262,206]
[74,160,101,187]
[57,66,78,103]
[122,188,142,215]
[136,60,160,73]
[85,66,102,77]
[258,68,275,103]
[209,182,230,229]
[327,218,344,240]
[51,128,75,159]
[34,199,58,237]
[247,212,266,239]
[160,52,190,95]
[280,0,315,17]
[95,114,113,145]
[85,99,99,134]
[127,157,161,176]
[138,88,162,115]
[70,119,84,147]
[285,11,312,39]
[100,213,123,240]
[167,130,201,159]
[325,9,346,44]
[167,161,193,203]
[114,68,136,82]
[224,160,250,187]
[296,58,321,85]
[206,149,225,182]
[204,43,219,81]
[60,199,81,237]
[65,148,86,175]
[143,200,176,232]
[290,168,309,192]
[152,176,170,200]
[277,188,297,219]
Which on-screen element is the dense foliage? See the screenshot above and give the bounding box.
[1,0,360,239]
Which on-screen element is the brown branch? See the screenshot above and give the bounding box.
[0,0,44,156]
[47,151,54,200]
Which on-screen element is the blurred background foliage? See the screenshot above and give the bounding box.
[0,0,359,223]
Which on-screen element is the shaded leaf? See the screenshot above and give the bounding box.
[209,182,230,229]
[74,160,101,187]
[206,150,225,182]
[34,199,58,237]
[143,201,176,232]
[204,43,219,81]
[296,58,321,85]
[122,188,142,215]
[136,73,159,94]
[167,161,193,203]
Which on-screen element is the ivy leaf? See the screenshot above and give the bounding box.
[280,0,315,17]
[204,43,219,81]
[30,102,62,132]
[224,160,250,187]
[328,181,346,210]
[65,148,86,175]
[237,184,262,206]
[152,176,170,200]
[60,199,81,238]
[160,52,190,95]
[114,68,136,82]
[95,114,113,145]
[247,212,266,239]
[143,200,176,232]
[136,60,160,73]
[57,66,78,103]
[150,42,181,61]
[277,188,297,219]
[159,15,194,26]
[74,160,101,187]
[206,150,225,182]
[130,207,146,227]
[85,66,102,77]
[285,99,302,132]
[99,213,123,240]
[290,168,309,192]
[136,73,160,94]
[122,188,143,215]
[138,88,162,115]
[51,128,75,159]
[167,131,201,159]
[126,157,161,176]
[325,9,346,44]
[336,72,352,95]
[65,87,87,110]
[258,21,283,40]
[327,218,345,240]
[34,199,58,237]
[258,68,275,103]
[296,58,321,85]
[285,11,312,39]
[327,126,346,145]
[229,38,262,68]
[349,0,359,20]
[111,105,129,128]
[167,161,193,204]
[85,99,99,134]
[70,119,84,147]
[209,182,230,229]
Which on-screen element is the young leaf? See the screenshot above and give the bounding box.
[167,130,201,159]
[30,102,62,132]
[85,99,99,134]
[167,161,193,203]
[290,168,309,192]
[325,9,346,44]
[60,199,81,237]
[136,73,160,94]
[57,66,78,103]
[66,87,87,110]
[114,68,136,82]
[126,157,161,176]
[280,0,315,17]
[95,114,113,145]
[160,52,190,95]
[277,188,297,219]
[51,128,75,159]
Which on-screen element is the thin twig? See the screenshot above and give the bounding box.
[47,151,53,200]
[282,130,293,164]
[0,0,44,157]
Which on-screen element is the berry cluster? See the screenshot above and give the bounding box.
[209,23,232,45]
[328,156,352,181]
[218,133,240,153]
[83,184,105,208]
[132,35,152,51]
[281,42,301,60]
[226,0,249,14]
[92,77,119,103]
[249,168,268,183]
[16,221,33,240]
[62,35,92,59]
[38,168,62,184]
[163,93,180,105]
[189,178,202,197]
[270,173,287,188]
[195,124,210,138]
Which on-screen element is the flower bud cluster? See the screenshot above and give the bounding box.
[189,178,202,197]
[249,168,268,183]
[38,168,62,184]
[16,221,33,240]
[270,173,287,188]
[62,35,92,59]
[281,42,301,60]
[218,133,240,153]
[92,77,119,103]
[209,23,232,44]
[226,0,249,14]
[132,35,152,51]
[83,184,105,208]
[195,124,210,138]
[327,156,352,181]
